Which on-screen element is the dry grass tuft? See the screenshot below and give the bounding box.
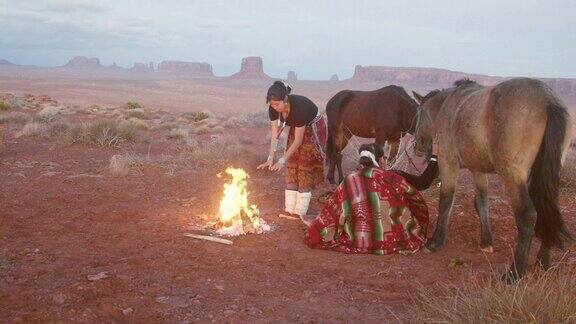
[153,121,179,131]
[16,121,49,137]
[125,108,149,120]
[125,101,142,110]
[0,101,8,111]
[413,263,576,323]
[167,127,189,140]
[109,153,171,177]
[119,117,149,130]
[182,111,209,122]
[191,124,210,135]
[37,106,61,123]
[63,120,137,147]
[0,112,29,125]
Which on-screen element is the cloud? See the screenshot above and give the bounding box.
[0,0,574,78]
[42,0,112,13]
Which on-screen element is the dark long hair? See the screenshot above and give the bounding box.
[266,81,292,102]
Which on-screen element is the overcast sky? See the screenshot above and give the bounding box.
[0,0,575,79]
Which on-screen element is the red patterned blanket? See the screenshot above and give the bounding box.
[305,167,429,255]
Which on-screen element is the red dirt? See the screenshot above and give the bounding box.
[0,121,576,322]
[1,93,576,322]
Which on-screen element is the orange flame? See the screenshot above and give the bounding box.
[216,167,270,236]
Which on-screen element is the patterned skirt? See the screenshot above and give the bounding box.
[304,167,429,255]
[286,115,327,189]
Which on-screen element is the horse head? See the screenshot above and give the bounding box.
[412,90,442,157]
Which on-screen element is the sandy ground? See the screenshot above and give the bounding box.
[1,79,575,322]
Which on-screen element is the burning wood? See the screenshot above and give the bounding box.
[213,167,270,236]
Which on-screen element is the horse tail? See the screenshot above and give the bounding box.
[529,102,571,249]
[326,90,353,165]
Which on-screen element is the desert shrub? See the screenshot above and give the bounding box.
[413,264,576,323]
[0,112,29,125]
[182,111,209,122]
[109,154,131,176]
[167,127,189,140]
[160,115,175,123]
[153,121,179,131]
[125,101,141,110]
[192,124,210,135]
[63,120,137,147]
[119,118,149,130]
[47,120,71,136]
[125,108,149,120]
[16,121,48,137]
[37,106,60,123]
[0,101,8,110]
[93,121,136,146]
[222,116,240,128]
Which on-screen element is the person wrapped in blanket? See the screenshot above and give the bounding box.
[257,81,327,223]
[305,143,438,255]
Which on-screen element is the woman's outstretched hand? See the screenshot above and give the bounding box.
[257,160,273,170]
[269,162,283,171]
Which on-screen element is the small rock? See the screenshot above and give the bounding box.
[87,271,109,281]
[122,307,133,315]
[215,285,224,291]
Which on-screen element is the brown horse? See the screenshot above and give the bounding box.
[326,85,419,184]
[413,78,572,280]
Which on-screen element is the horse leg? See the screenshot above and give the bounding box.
[336,131,351,183]
[336,152,344,183]
[425,162,458,252]
[536,241,552,270]
[473,172,494,252]
[327,126,347,184]
[387,139,400,164]
[327,157,337,184]
[500,174,536,282]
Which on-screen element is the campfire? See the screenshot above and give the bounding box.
[213,167,270,236]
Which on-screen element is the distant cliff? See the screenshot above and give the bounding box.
[229,57,271,79]
[157,61,214,77]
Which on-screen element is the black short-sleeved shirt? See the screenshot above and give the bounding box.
[268,94,318,127]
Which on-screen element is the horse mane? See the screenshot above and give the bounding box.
[454,78,477,87]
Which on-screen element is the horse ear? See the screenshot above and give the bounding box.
[412,91,425,104]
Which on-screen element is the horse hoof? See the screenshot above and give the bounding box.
[424,241,439,253]
[480,245,494,253]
